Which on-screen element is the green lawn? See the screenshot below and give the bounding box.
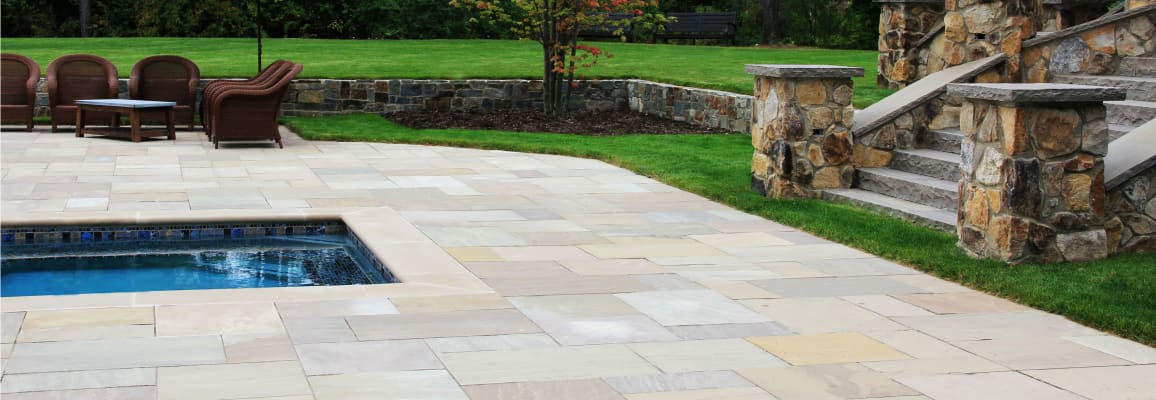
[284,114,1156,346]
[1,37,890,107]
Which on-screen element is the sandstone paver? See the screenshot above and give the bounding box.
[2,128,1145,399]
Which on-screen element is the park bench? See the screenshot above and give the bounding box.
[654,12,737,45]
[578,13,635,42]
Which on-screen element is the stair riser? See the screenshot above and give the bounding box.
[1108,103,1156,126]
[857,171,959,211]
[822,190,955,231]
[891,152,961,181]
[925,130,963,154]
[1119,57,1156,78]
[1051,75,1156,102]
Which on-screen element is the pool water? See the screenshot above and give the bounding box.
[1,235,386,297]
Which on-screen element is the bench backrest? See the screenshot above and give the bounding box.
[663,12,737,33]
[582,12,635,34]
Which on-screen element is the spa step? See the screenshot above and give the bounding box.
[857,167,959,211]
[823,188,956,231]
[1052,74,1156,102]
[891,148,961,182]
[1106,100,1156,127]
[924,128,963,154]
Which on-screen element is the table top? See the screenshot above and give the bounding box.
[75,99,177,108]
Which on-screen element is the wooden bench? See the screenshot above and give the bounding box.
[578,13,635,42]
[654,12,737,45]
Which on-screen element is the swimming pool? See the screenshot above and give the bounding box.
[0,223,393,297]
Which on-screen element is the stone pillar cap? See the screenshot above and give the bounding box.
[744,65,865,78]
[946,83,1127,103]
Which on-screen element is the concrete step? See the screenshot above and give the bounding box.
[857,167,959,211]
[1107,100,1156,127]
[891,148,961,181]
[1119,57,1156,78]
[1052,74,1156,102]
[924,128,963,154]
[823,188,956,231]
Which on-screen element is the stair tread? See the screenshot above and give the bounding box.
[1107,99,1156,107]
[894,148,960,163]
[824,188,956,230]
[859,167,959,192]
[1053,74,1156,84]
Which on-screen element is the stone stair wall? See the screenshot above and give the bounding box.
[1020,4,1156,83]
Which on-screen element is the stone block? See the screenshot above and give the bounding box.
[1029,108,1081,159]
[965,185,991,228]
[852,144,894,168]
[1002,158,1041,215]
[1063,174,1093,211]
[822,129,853,165]
[796,80,829,105]
[990,215,1030,262]
[999,106,1028,155]
[752,152,771,178]
[975,146,1004,185]
[1055,230,1108,262]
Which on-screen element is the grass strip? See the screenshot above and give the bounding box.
[284,113,1156,346]
[1,38,890,107]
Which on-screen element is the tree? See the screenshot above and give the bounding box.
[453,0,661,116]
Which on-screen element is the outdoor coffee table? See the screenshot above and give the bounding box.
[75,99,177,142]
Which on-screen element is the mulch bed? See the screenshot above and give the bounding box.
[384,110,734,136]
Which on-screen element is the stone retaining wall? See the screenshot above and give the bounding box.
[1106,167,1156,253]
[30,78,751,132]
[1021,5,1156,82]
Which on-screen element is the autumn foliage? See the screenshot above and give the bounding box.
[452,0,661,116]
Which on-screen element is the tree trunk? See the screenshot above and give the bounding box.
[761,0,776,44]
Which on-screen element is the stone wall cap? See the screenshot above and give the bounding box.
[745,65,865,78]
[946,83,1127,103]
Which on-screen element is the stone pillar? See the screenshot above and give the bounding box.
[747,65,864,199]
[942,0,1040,80]
[1127,0,1155,9]
[876,0,946,89]
[948,83,1126,264]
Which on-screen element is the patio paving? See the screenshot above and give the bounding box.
[1,127,1155,399]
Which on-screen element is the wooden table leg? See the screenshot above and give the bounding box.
[166,107,176,140]
[75,107,86,137]
[130,109,142,143]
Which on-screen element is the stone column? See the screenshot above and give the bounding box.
[1127,0,1155,9]
[942,0,1040,80]
[948,83,1126,264]
[875,0,946,89]
[747,65,864,199]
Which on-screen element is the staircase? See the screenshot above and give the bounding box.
[1052,57,1156,139]
[826,56,1155,232]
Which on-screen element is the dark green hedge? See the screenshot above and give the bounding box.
[2,0,877,49]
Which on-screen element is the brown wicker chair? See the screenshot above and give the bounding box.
[130,55,200,131]
[209,63,302,149]
[1,53,41,130]
[46,54,119,132]
[201,60,292,138]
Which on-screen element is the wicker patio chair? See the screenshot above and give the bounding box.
[201,60,292,137]
[1,53,41,130]
[209,63,302,149]
[130,55,200,131]
[46,54,119,132]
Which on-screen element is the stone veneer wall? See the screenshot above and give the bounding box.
[1106,167,1156,253]
[30,78,753,132]
[1021,5,1156,82]
[876,0,946,89]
